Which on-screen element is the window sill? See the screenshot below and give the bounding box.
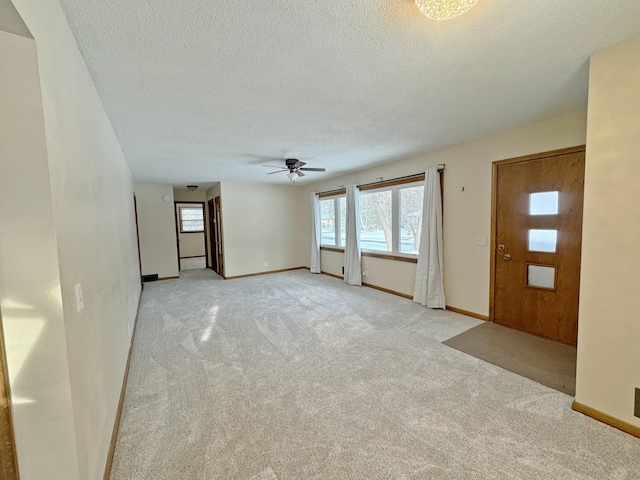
[362,251,418,264]
[320,246,418,264]
[320,246,344,253]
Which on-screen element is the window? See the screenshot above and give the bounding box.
[179,206,204,233]
[360,183,424,256]
[360,190,392,251]
[320,195,346,247]
[399,185,424,255]
[319,180,426,257]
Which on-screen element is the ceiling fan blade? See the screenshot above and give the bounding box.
[299,167,326,172]
[267,170,287,175]
[294,160,306,169]
[262,165,286,169]
[295,170,306,177]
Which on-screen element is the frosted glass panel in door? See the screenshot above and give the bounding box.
[528,229,557,253]
[529,191,559,215]
[527,265,556,289]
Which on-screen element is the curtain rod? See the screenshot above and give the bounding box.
[315,164,445,196]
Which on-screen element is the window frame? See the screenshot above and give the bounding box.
[359,181,424,258]
[319,194,347,248]
[178,205,205,233]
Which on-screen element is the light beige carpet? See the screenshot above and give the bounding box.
[111,269,640,479]
[180,256,206,270]
[443,322,577,396]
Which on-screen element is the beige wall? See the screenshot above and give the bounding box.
[2,0,141,478]
[303,111,587,315]
[174,187,206,202]
[575,36,640,428]
[0,29,80,480]
[219,182,307,278]
[134,184,180,278]
[176,203,206,258]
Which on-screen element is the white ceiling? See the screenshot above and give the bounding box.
[57,0,640,185]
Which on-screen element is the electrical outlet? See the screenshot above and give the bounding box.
[476,236,487,246]
[362,271,368,277]
[634,388,640,418]
[264,261,269,268]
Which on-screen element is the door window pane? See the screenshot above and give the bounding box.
[528,229,557,253]
[399,185,424,254]
[527,265,556,289]
[360,190,392,251]
[320,199,335,246]
[529,191,559,215]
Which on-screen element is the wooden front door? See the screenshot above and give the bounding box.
[492,146,585,345]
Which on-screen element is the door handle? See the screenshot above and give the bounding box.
[503,254,512,261]
[497,244,505,251]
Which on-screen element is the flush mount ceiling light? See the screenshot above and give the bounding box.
[186,185,198,191]
[415,0,480,20]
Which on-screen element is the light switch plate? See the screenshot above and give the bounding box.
[75,283,84,312]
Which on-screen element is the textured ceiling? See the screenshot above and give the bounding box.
[57,0,640,185]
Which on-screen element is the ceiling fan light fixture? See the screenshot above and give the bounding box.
[287,171,297,182]
[415,0,480,20]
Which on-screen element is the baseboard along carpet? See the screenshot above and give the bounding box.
[443,321,577,396]
[110,269,640,479]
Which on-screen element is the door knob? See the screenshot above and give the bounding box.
[503,254,512,261]
[498,244,505,251]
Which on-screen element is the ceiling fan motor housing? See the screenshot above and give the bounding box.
[285,158,302,170]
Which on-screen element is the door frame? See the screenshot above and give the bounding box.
[133,194,143,289]
[207,198,216,272]
[173,201,208,271]
[489,145,586,322]
[213,196,224,277]
[0,308,19,479]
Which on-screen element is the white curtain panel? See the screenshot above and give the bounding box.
[413,167,445,308]
[344,184,362,286]
[310,192,321,274]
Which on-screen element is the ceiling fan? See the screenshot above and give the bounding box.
[262,158,326,182]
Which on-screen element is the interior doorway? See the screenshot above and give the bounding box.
[174,201,208,271]
[490,146,586,345]
[212,196,224,277]
[207,198,217,272]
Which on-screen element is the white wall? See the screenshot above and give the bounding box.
[575,36,640,428]
[2,0,142,478]
[134,184,180,279]
[303,112,587,315]
[219,182,307,278]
